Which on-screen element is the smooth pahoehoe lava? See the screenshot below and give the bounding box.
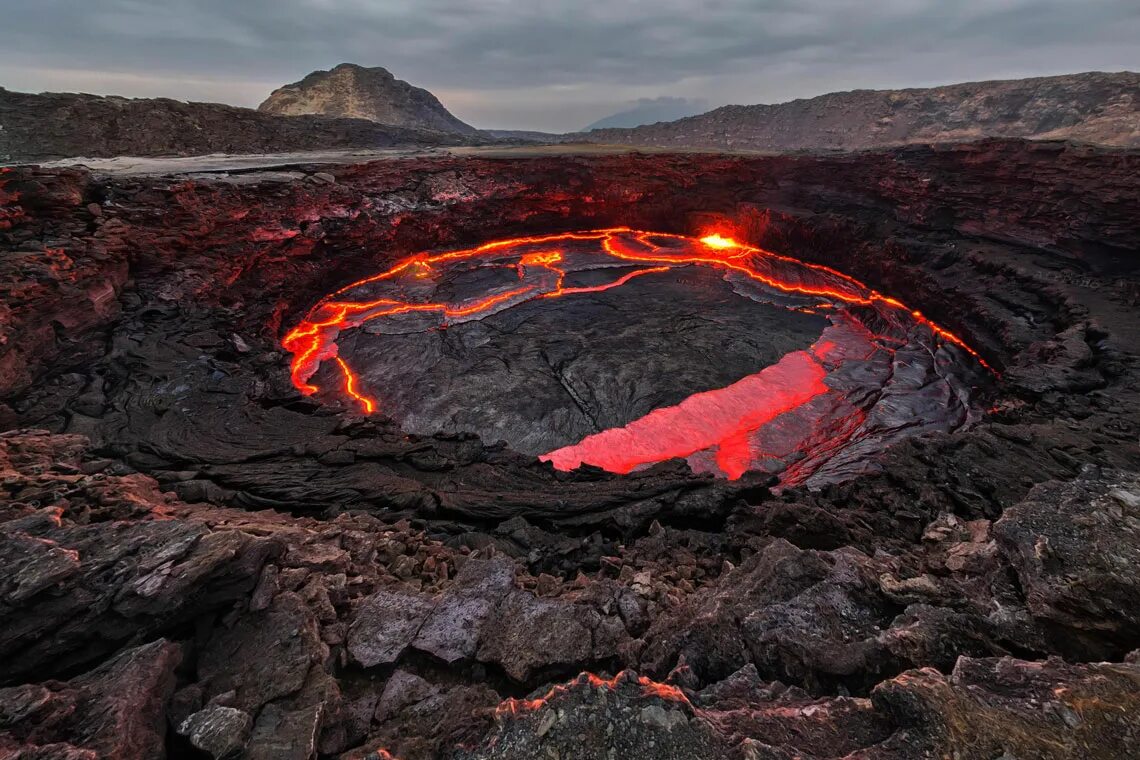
[283,229,992,486]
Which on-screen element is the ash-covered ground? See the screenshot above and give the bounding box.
[2,140,1139,760]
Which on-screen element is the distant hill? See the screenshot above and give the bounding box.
[0,87,480,163]
[583,72,1140,150]
[484,129,565,143]
[583,97,709,131]
[258,63,478,135]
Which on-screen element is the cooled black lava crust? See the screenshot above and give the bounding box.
[341,267,827,454]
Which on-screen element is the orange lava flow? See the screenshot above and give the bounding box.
[542,348,829,478]
[495,670,691,718]
[283,229,992,448]
[335,357,376,414]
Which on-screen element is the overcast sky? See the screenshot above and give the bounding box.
[1,0,1137,132]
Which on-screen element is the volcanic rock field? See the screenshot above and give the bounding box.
[2,139,1140,759]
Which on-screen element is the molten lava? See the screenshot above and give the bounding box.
[283,228,991,483]
[495,670,691,718]
[544,349,829,479]
[699,233,740,250]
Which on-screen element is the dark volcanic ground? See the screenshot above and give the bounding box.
[2,140,1140,760]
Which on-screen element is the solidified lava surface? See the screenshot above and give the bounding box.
[285,229,989,486]
[2,142,1140,760]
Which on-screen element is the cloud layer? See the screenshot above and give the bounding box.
[1,0,1137,131]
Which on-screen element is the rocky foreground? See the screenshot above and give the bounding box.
[1,140,1139,758]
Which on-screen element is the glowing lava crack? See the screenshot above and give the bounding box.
[284,229,991,487]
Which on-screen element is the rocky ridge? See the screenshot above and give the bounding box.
[584,72,1140,150]
[0,88,483,163]
[258,64,478,136]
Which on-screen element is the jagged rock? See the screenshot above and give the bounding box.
[375,671,435,723]
[462,673,722,760]
[348,557,630,683]
[740,548,895,690]
[0,514,279,683]
[198,592,325,713]
[347,590,435,668]
[362,672,500,759]
[642,540,873,684]
[995,468,1140,636]
[476,590,621,682]
[876,604,1004,674]
[178,705,253,759]
[246,702,323,760]
[411,557,516,662]
[873,656,1140,759]
[2,532,81,603]
[0,640,180,759]
[698,680,890,758]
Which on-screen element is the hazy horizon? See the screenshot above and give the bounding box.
[1,1,1138,132]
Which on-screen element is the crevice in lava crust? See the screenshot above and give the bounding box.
[538,348,603,435]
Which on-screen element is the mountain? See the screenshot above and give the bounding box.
[582,72,1140,150]
[583,97,708,131]
[258,63,478,135]
[0,88,480,163]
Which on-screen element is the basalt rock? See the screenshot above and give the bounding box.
[463,673,724,760]
[0,639,181,760]
[995,468,1140,641]
[0,432,282,682]
[871,656,1140,760]
[177,705,253,759]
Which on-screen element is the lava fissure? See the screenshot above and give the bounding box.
[335,355,377,414]
[495,670,692,718]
